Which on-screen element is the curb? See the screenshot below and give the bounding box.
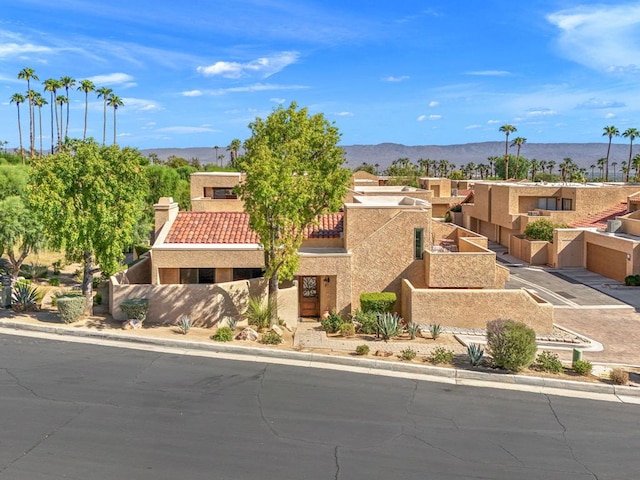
[1,319,639,400]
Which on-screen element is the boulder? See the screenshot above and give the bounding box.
[236,327,259,341]
[270,325,284,336]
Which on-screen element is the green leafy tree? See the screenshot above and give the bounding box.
[602,125,620,181]
[499,124,517,179]
[0,196,44,282]
[28,140,148,314]
[236,102,350,321]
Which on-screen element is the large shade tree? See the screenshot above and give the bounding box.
[28,140,148,313]
[236,102,351,320]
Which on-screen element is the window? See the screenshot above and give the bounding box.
[537,197,557,210]
[203,187,238,199]
[561,198,573,211]
[180,268,216,284]
[233,268,264,281]
[414,228,424,260]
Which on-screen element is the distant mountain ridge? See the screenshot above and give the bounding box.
[141,142,635,171]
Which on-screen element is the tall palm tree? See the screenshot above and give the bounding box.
[77,79,95,140]
[633,154,640,182]
[510,136,526,179]
[228,138,242,165]
[59,76,75,139]
[10,93,25,163]
[547,160,556,176]
[602,125,620,181]
[56,96,68,145]
[33,93,47,156]
[621,161,629,183]
[622,127,638,182]
[612,162,618,181]
[43,78,61,153]
[597,158,605,180]
[499,124,517,180]
[529,159,540,180]
[107,94,124,145]
[96,87,113,145]
[18,67,39,157]
[590,164,596,180]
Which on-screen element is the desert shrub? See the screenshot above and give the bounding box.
[261,331,283,345]
[57,295,86,323]
[467,343,484,366]
[351,309,378,334]
[624,275,640,286]
[377,312,402,341]
[48,277,60,286]
[212,326,233,342]
[340,322,355,337]
[245,295,273,331]
[429,324,442,340]
[360,292,396,313]
[573,360,593,376]
[486,319,537,372]
[321,310,343,333]
[400,348,417,361]
[12,282,40,312]
[609,368,629,385]
[523,219,568,243]
[535,350,564,373]
[177,315,191,335]
[355,344,370,356]
[120,298,149,323]
[406,322,419,340]
[429,347,454,364]
[134,244,152,257]
[19,262,48,280]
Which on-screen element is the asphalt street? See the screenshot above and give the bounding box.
[1,334,639,479]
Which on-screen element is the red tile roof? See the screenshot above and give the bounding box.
[569,203,628,229]
[165,211,344,244]
[629,195,640,203]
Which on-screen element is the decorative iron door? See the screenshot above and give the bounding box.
[299,276,320,317]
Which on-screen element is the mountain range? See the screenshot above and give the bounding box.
[141,142,636,171]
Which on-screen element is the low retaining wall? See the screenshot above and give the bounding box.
[401,279,553,334]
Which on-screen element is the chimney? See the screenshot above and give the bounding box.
[153,197,179,242]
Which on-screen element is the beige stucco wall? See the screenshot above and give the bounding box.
[401,280,553,334]
[510,236,549,265]
[190,172,245,212]
[620,213,640,236]
[583,231,640,279]
[418,178,452,197]
[191,198,245,212]
[424,250,497,288]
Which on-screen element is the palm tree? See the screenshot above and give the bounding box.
[546,160,556,176]
[56,96,68,144]
[10,93,25,163]
[529,159,540,180]
[107,94,124,144]
[622,127,638,182]
[96,87,113,145]
[214,145,219,164]
[59,76,75,139]
[602,125,620,181]
[510,136,526,179]
[77,79,95,140]
[590,164,596,180]
[622,161,629,183]
[499,124,517,180]
[33,93,47,156]
[597,158,605,180]
[612,162,618,181]
[228,138,242,165]
[43,78,61,153]
[633,154,640,182]
[18,67,39,157]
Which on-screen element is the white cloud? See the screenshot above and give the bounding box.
[605,113,616,119]
[197,51,299,79]
[270,97,286,103]
[182,90,203,97]
[487,119,501,124]
[156,126,218,134]
[382,75,410,82]
[87,73,136,87]
[417,115,427,121]
[465,124,482,130]
[121,98,162,112]
[577,98,625,109]
[188,83,309,96]
[547,5,640,73]
[525,108,556,117]
[0,42,51,58]
[428,101,439,107]
[429,114,442,120]
[334,111,353,117]
[465,70,511,76]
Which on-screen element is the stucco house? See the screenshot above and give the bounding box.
[110,172,553,333]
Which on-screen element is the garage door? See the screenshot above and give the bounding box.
[586,243,627,282]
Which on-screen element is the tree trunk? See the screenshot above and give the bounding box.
[82,250,94,316]
[268,274,278,325]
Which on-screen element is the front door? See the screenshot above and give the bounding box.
[299,276,320,317]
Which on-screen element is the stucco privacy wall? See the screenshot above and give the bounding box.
[424,249,498,288]
[401,279,553,334]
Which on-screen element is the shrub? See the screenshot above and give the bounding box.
[609,368,629,385]
[321,310,343,333]
[120,298,149,323]
[19,262,48,280]
[52,260,62,276]
[377,312,402,341]
[134,244,152,257]
[624,275,640,286]
[573,360,593,376]
[535,350,564,373]
[429,347,454,364]
[340,322,355,337]
[429,324,442,340]
[177,315,191,335]
[48,277,60,286]
[12,282,40,312]
[360,292,397,313]
[486,319,537,372]
[94,293,102,305]
[355,344,370,356]
[245,295,273,331]
[57,295,86,323]
[467,343,484,366]
[523,218,568,243]
[211,326,233,342]
[351,309,378,334]
[400,348,417,361]
[261,331,283,345]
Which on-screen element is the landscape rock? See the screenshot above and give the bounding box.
[123,319,142,330]
[270,325,284,336]
[374,350,393,357]
[236,327,259,341]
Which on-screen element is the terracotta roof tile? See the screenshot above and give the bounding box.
[569,202,628,229]
[165,211,343,244]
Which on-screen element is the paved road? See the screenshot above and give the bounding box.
[1,334,639,479]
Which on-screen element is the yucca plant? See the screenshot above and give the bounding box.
[376,312,402,342]
[245,295,273,331]
[406,322,419,340]
[12,282,40,312]
[429,323,442,340]
[227,317,238,331]
[177,315,191,335]
[467,343,484,366]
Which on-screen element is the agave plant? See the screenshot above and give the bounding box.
[429,323,442,340]
[12,282,40,312]
[177,315,191,335]
[467,343,484,366]
[406,322,420,340]
[376,312,402,342]
[245,295,273,331]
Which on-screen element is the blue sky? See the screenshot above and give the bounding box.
[2,0,640,151]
